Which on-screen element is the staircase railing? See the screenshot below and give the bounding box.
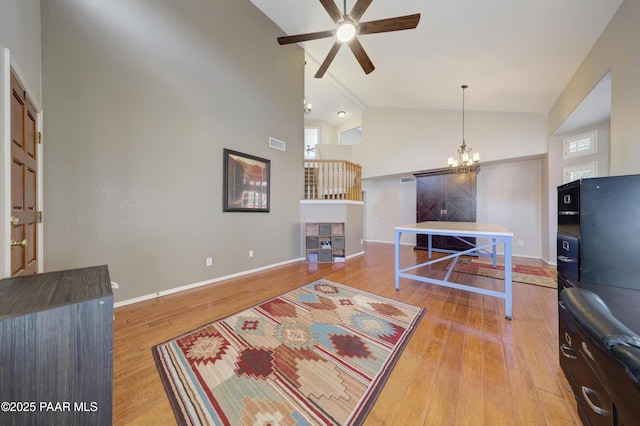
[303,160,362,201]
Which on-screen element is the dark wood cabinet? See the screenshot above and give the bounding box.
[0,265,113,425]
[414,169,476,250]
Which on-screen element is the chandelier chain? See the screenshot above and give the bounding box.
[462,84,466,145]
[447,84,479,174]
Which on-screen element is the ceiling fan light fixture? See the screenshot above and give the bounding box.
[336,20,356,42]
[277,0,420,77]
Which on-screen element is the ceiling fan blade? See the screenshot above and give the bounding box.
[349,0,373,22]
[357,14,421,35]
[319,0,343,23]
[315,42,342,78]
[277,29,335,45]
[348,37,375,75]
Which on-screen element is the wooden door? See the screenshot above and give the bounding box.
[10,71,39,276]
[415,170,476,251]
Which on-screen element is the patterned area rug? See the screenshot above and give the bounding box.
[448,257,557,288]
[152,279,425,425]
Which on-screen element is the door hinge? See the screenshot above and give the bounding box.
[36,211,43,223]
[37,131,43,144]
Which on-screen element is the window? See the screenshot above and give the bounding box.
[563,130,597,158]
[564,162,598,183]
[304,127,318,159]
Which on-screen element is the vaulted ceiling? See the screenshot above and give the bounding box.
[250,0,622,128]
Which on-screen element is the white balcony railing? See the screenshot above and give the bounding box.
[304,160,362,201]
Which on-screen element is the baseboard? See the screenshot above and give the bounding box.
[114,257,304,308]
[364,239,396,245]
[347,250,365,259]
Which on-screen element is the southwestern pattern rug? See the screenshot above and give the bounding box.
[152,279,425,425]
[447,257,557,289]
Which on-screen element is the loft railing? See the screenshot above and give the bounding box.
[304,160,362,201]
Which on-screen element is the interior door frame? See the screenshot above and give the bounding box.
[1,48,44,277]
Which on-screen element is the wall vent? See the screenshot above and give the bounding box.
[269,137,286,151]
[400,177,416,184]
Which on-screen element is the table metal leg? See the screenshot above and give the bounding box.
[492,237,497,268]
[504,236,513,320]
[395,230,402,290]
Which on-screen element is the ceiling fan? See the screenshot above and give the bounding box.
[277,0,420,78]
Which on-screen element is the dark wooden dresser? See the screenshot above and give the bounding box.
[0,265,113,425]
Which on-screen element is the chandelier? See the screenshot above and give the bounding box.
[448,84,480,174]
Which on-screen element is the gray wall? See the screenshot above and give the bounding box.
[41,0,304,302]
[0,0,41,103]
[0,0,42,277]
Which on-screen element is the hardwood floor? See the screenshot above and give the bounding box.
[113,242,581,425]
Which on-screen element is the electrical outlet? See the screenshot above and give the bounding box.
[205,257,213,266]
[518,240,524,247]
[249,250,254,258]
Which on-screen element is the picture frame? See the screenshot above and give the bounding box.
[223,148,270,212]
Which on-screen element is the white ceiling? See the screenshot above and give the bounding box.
[250,0,622,128]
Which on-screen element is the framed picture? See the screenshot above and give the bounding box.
[223,148,270,212]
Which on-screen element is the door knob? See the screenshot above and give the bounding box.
[11,239,27,248]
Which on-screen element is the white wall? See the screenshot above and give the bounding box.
[304,119,339,145]
[545,120,610,263]
[546,0,640,265]
[549,0,640,176]
[300,201,364,258]
[355,105,547,258]
[354,107,547,179]
[476,159,542,258]
[362,175,416,245]
[362,158,543,258]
